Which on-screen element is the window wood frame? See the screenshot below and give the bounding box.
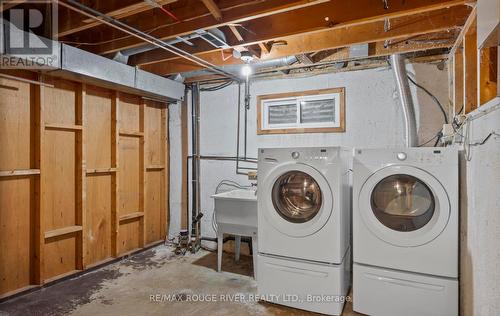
[256,87,345,135]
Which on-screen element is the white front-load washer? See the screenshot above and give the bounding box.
[352,147,459,316]
[257,147,351,315]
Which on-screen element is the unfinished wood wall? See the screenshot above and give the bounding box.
[0,72,169,298]
[451,9,498,115]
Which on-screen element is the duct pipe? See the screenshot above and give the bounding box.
[391,54,418,147]
[181,56,298,80]
[58,0,240,81]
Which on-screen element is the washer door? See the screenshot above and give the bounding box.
[358,165,450,247]
[262,162,333,237]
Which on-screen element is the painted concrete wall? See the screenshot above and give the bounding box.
[460,100,500,316]
[168,62,449,239]
[166,61,500,315]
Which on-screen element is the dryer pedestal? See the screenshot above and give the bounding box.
[257,249,351,316]
[353,263,458,316]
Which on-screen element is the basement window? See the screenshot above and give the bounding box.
[257,88,345,134]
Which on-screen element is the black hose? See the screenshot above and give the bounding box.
[407,75,448,124]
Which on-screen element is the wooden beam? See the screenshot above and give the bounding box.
[310,49,340,63]
[44,226,83,240]
[119,212,145,222]
[0,1,26,12]
[65,0,328,54]
[295,54,314,65]
[111,92,120,257]
[229,25,244,42]
[201,0,223,21]
[75,83,87,270]
[141,6,469,75]
[57,0,178,37]
[453,46,465,114]
[184,48,450,82]
[0,169,40,177]
[79,0,465,56]
[258,42,271,54]
[464,15,477,113]
[131,3,470,68]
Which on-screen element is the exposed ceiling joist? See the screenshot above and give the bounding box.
[0,1,27,12]
[201,0,223,21]
[58,0,178,37]
[138,5,470,75]
[228,25,244,42]
[183,45,451,83]
[64,0,329,55]
[73,0,465,56]
[128,1,468,67]
[295,54,314,65]
[258,42,271,54]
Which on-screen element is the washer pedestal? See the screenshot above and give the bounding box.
[258,249,350,316]
[353,263,458,316]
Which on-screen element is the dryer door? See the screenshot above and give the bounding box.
[358,165,450,247]
[262,162,333,237]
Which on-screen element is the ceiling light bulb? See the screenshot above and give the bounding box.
[241,64,252,77]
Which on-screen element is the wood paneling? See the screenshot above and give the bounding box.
[85,85,113,266]
[41,79,80,279]
[0,73,169,298]
[86,175,113,265]
[0,74,38,297]
[117,94,144,254]
[0,178,33,295]
[117,220,141,254]
[119,137,141,216]
[479,46,498,105]
[0,77,32,170]
[43,236,77,281]
[86,86,112,169]
[145,104,164,244]
[145,171,162,244]
[43,130,77,230]
[464,16,478,114]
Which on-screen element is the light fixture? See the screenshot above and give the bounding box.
[241,64,252,77]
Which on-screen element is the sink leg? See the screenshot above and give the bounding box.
[217,233,223,272]
[235,235,241,262]
[252,234,258,280]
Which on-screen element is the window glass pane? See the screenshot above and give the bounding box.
[300,98,335,124]
[267,102,297,125]
[370,174,435,232]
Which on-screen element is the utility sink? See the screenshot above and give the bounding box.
[211,189,257,235]
[212,189,258,277]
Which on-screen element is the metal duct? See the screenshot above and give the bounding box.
[115,32,202,63]
[181,56,298,79]
[391,54,418,147]
[1,20,184,101]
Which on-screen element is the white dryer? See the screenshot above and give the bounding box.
[257,147,351,315]
[352,147,458,316]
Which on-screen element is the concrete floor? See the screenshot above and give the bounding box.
[0,245,360,316]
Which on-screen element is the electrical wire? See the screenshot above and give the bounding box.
[201,80,235,91]
[407,75,449,124]
[418,132,440,147]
